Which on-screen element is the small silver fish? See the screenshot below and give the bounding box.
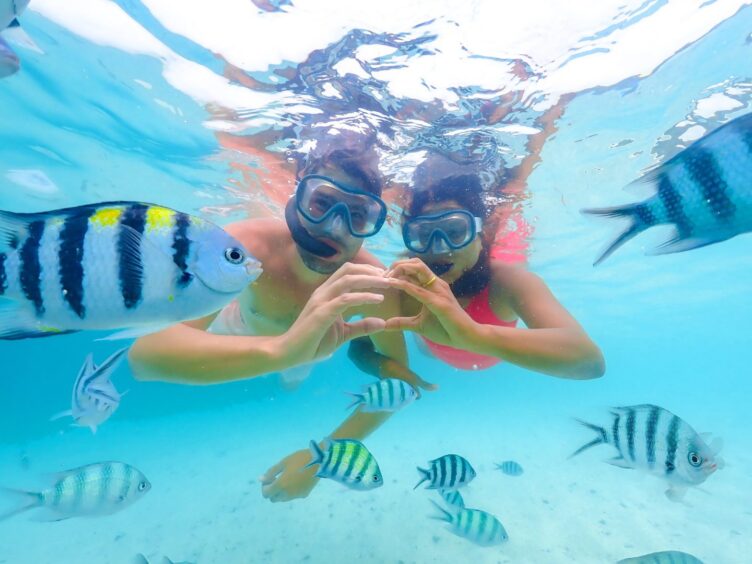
[438,488,465,508]
[346,378,418,412]
[430,501,508,546]
[51,348,128,433]
[584,112,752,265]
[0,202,262,340]
[0,461,151,521]
[495,460,523,476]
[306,439,383,491]
[571,404,723,501]
[415,454,476,490]
[618,550,704,564]
[0,1,29,79]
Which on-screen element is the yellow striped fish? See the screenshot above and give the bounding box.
[0,201,261,339]
[306,439,383,491]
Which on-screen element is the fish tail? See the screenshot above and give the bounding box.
[414,467,431,490]
[0,487,41,522]
[428,499,453,523]
[344,392,364,411]
[581,203,652,265]
[304,440,325,468]
[569,419,609,458]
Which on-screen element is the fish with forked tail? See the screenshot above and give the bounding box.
[51,348,128,433]
[429,500,508,546]
[415,454,476,490]
[583,112,752,265]
[571,404,723,501]
[617,550,704,563]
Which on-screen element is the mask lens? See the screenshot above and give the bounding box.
[404,211,477,253]
[297,176,385,236]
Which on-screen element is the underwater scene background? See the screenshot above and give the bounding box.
[1,1,752,562]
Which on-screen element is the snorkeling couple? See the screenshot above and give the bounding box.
[128,133,605,503]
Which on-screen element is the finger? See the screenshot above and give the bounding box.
[262,482,290,503]
[331,292,385,312]
[414,375,439,392]
[386,278,438,304]
[259,461,285,485]
[326,274,392,298]
[327,262,386,284]
[341,317,386,341]
[383,315,422,331]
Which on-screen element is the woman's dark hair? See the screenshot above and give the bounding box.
[406,154,493,297]
[296,128,383,197]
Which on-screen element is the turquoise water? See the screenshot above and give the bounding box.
[1,1,752,563]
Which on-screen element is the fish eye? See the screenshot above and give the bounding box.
[224,247,245,264]
[138,481,149,491]
[372,475,380,482]
[688,452,703,467]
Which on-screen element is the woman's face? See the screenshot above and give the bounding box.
[409,200,482,284]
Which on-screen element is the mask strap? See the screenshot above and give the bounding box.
[285,198,338,258]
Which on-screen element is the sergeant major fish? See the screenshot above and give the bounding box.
[51,348,128,434]
[571,404,723,501]
[306,439,383,490]
[0,461,151,521]
[0,0,29,78]
[346,378,418,412]
[583,112,752,265]
[429,500,508,546]
[617,550,704,564]
[495,460,524,476]
[415,454,476,490]
[0,201,262,339]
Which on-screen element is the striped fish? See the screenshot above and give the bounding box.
[583,112,752,265]
[430,501,508,546]
[495,460,523,476]
[51,348,127,434]
[306,439,383,491]
[571,404,723,501]
[0,201,261,339]
[415,454,476,490]
[618,550,704,564]
[438,488,465,509]
[346,378,418,412]
[0,461,150,521]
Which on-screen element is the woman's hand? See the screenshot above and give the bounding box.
[383,258,476,348]
[280,263,392,366]
[260,449,319,503]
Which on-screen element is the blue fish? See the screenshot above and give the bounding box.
[495,460,524,476]
[0,0,29,79]
[51,349,128,434]
[618,550,704,564]
[584,112,752,265]
[415,454,476,490]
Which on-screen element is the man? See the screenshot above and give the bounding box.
[128,132,433,502]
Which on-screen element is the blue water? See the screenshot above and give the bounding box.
[1,2,752,563]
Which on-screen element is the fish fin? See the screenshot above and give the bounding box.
[708,437,724,455]
[0,209,32,250]
[89,424,98,435]
[85,348,128,387]
[8,19,20,29]
[605,456,632,469]
[665,486,689,504]
[304,440,325,468]
[132,555,150,564]
[49,410,72,422]
[344,392,364,411]
[97,324,170,341]
[581,203,653,266]
[0,300,77,340]
[414,467,431,490]
[569,419,609,458]
[428,499,453,523]
[648,231,732,256]
[0,487,40,521]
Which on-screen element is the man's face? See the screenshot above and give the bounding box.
[296,164,375,275]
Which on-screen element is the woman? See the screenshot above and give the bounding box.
[385,153,605,379]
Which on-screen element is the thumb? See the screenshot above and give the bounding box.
[259,460,286,485]
[341,317,386,343]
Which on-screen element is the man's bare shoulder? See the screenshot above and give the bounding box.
[224,218,291,257]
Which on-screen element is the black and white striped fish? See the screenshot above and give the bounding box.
[571,404,723,501]
[346,378,418,412]
[430,501,508,546]
[618,550,704,564]
[0,461,151,521]
[306,439,383,491]
[495,460,524,476]
[51,348,128,434]
[0,201,261,339]
[438,488,465,509]
[415,454,476,490]
[583,112,752,265]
